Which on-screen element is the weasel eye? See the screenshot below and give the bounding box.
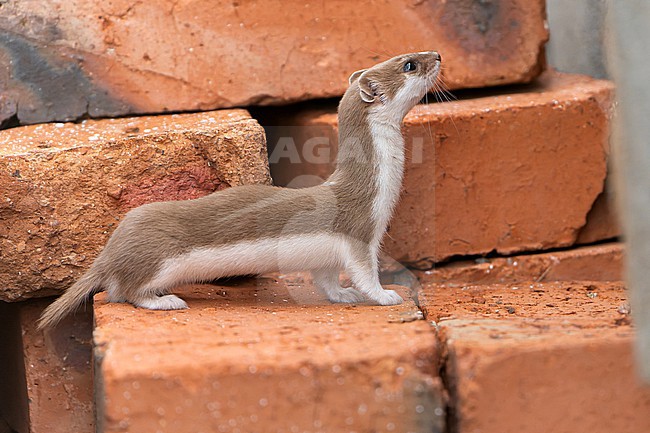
[403,61,417,72]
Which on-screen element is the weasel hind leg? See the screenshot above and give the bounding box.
[133,294,189,310]
[312,269,366,303]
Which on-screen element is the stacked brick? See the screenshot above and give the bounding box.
[94,281,444,433]
[419,281,650,433]
[0,111,270,301]
[0,110,271,433]
[0,0,546,125]
[0,1,638,433]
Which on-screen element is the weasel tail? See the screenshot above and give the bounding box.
[37,270,102,329]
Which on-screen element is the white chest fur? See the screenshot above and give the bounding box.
[369,121,405,246]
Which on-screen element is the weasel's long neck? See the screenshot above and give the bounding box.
[367,121,405,244]
[328,92,406,246]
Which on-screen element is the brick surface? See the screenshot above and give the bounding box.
[93,278,445,433]
[0,0,547,125]
[575,187,621,244]
[419,281,650,433]
[262,72,614,263]
[0,110,270,301]
[416,242,623,285]
[20,299,94,433]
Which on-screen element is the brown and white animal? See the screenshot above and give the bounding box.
[38,51,442,329]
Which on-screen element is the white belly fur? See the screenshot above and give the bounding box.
[141,233,351,293]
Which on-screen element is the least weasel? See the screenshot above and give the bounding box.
[38,51,442,329]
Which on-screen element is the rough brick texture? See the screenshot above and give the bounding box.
[416,242,623,285]
[0,110,270,301]
[0,0,547,125]
[262,72,614,263]
[94,278,444,433]
[419,281,650,433]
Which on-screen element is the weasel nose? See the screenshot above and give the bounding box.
[435,52,442,62]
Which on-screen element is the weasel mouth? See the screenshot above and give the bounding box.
[424,70,440,95]
[428,61,442,87]
[424,60,454,104]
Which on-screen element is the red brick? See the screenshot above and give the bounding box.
[263,72,614,262]
[93,277,444,433]
[416,242,623,285]
[576,187,621,244]
[1,0,546,124]
[419,281,650,433]
[0,110,270,301]
[20,300,94,433]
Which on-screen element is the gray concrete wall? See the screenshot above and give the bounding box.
[546,0,609,78]
[606,0,650,382]
[548,0,650,382]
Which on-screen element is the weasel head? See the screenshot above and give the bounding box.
[345,51,442,124]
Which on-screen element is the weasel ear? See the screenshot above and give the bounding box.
[357,74,376,103]
[348,69,366,85]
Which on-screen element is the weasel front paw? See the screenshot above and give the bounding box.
[329,288,366,303]
[376,289,404,306]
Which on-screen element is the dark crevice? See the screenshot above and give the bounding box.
[412,287,458,433]
[0,113,20,130]
[0,302,29,433]
[575,186,620,244]
[435,328,458,433]
[0,98,275,132]
[404,237,621,272]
